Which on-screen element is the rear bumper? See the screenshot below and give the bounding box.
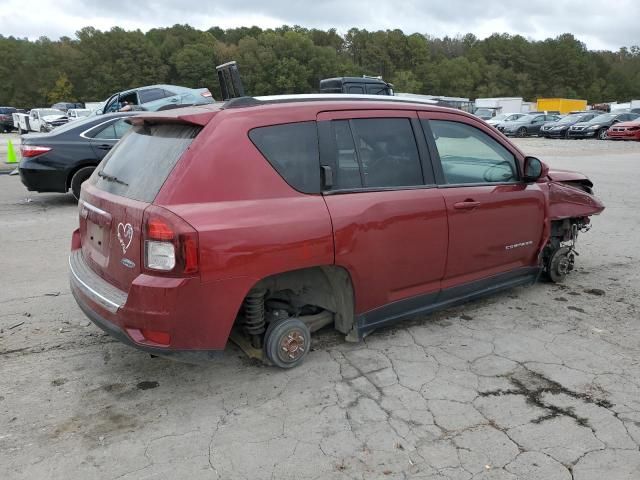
[19,160,68,193]
[69,248,227,362]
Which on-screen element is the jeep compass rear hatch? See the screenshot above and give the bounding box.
[79,122,201,291]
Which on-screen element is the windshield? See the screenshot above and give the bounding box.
[39,109,64,117]
[491,114,508,121]
[557,115,582,124]
[475,108,495,119]
[507,114,534,122]
[589,113,615,123]
[506,114,524,121]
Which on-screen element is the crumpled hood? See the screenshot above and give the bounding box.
[543,168,604,220]
[547,181,605,220]
[546,168,592,185]
[41,114,67,122]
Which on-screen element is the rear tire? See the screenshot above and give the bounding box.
[264,317,310,369]
[517,127,527,137]
[70,166,95,201]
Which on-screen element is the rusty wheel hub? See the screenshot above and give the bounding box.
[279,330,306,361]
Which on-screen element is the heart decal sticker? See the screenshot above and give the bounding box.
[117,222,133,254]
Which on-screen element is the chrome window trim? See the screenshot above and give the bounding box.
[80,118,123,141]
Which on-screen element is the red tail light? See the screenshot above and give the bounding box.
[142,205,199,276]
[21,145,52,157]
[147,219,174,241]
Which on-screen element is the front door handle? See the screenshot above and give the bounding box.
[453,200,481,210]
[97,144,112,150]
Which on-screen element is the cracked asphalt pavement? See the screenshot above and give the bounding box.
[1,138,640,479]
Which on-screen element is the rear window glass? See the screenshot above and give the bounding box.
[249,121,320,193]
[91,123,200,202]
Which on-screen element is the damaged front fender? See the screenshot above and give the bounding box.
[546,181,605,221]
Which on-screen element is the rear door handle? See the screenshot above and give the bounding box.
[453,200,481,210]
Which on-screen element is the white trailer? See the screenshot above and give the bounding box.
[474,97,524,119]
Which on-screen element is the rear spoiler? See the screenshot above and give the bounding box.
[216,61,245,100]
[126,105,220,127]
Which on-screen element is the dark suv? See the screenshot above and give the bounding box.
[69,96,604,368]
[0,106,17,132]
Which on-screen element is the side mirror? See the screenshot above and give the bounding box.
[523,156,547,182]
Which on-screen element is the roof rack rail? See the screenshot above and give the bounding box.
[221,96,264,109]
[219,94,439,109]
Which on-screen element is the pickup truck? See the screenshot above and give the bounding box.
[14,108,68,134]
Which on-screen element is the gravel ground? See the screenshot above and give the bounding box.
[1,138,639,479]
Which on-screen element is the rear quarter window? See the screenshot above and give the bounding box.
[249,121,320,194]
[90,123,200,202]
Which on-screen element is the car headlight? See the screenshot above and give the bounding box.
[551,126,562,130]
[588,125,600,130]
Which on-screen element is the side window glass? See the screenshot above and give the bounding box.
[104,98,118,113]
[93,123,117,139]
[366,85,388,95]
[348,86,364,94]
[331,120,362,189]
[139,88,168,104]
[113,119,133,138]
[350,118,423,188]
[428,120,518,185]
[249,121,320,194]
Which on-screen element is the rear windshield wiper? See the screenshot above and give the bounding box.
[98,170,129,187]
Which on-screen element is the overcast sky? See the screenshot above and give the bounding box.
[1,0,637,51]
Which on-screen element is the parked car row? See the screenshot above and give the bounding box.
[566,112,640,140]
[489,111,640,141]
[495,113,561,137]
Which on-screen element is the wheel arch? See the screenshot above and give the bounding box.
[66,161,99,190]
[246,265,357,339]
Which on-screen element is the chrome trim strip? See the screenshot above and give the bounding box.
[79,117,120,140]
[80,200,109,216]
[69,255,122,313]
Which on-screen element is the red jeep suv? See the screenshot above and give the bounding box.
[69,96,604,368]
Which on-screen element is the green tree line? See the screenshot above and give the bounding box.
[1,24,639,107]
